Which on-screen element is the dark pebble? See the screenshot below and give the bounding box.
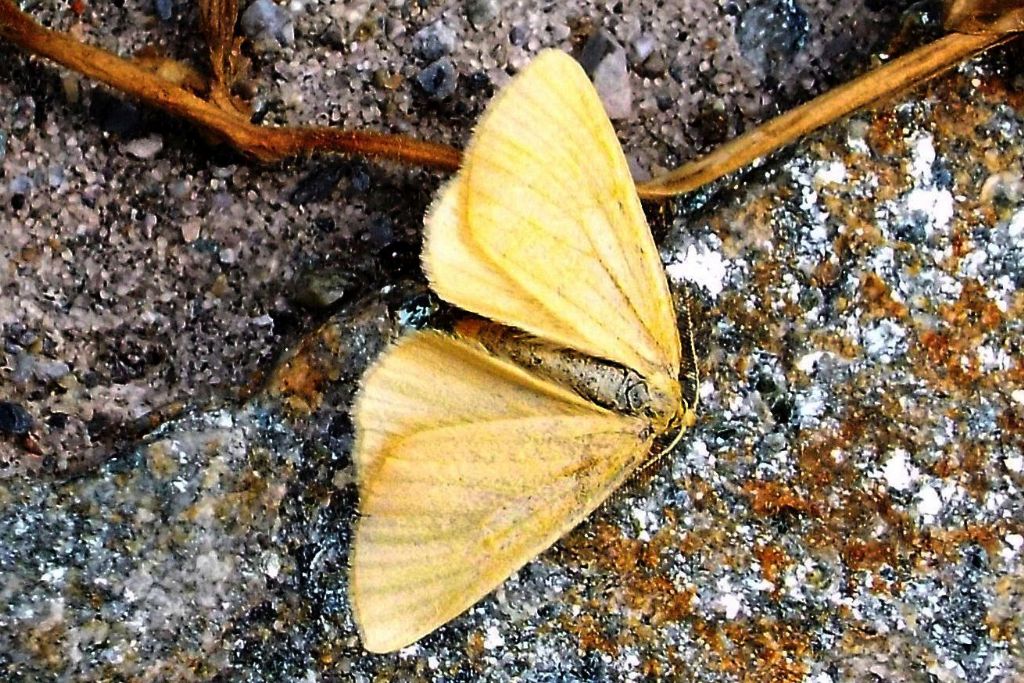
[509,25,526,46]
[153,0,172,21]
[412,21,456,62]
[465,70,491,94]
[416,58,458,100]
[89,91,143,137]
[313,215,336,232]
[350,165,371,193]
[464,0,498,28]
[290,162,348,205]
[367,217,394,248]
[578,29,619,76]
[0,401,34,436]
[895,214,929,244]
[735,0,809,75]
[291,268,353,309]
[86,413,111,438]
[47,412,70,430]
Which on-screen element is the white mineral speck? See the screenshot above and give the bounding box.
[690,439,710,467]
[1010,389,1024,405]
[123,135,164,160]
[862,320,906,362]
[798,386,826,423]
[796,350,830,373]
[883,449,916,491]
[916,484,942,519]
[905,187,954,234]
[483,625,505,649]
[910,133,936,175]
[814,160,846,185]
[977,345,1012,371]
[718,593,742,619]
[264,551,281,579]
[181,220,201,243]
[960,249,987,277]
[41,566,67,584]
[1005,454,1023,473]
[1002,533,1024,562]
[1008,208,1024,238]
[666,244,728,298]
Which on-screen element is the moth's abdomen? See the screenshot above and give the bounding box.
[455,319,676,423]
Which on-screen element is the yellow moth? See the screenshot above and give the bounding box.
[349,49,698,653]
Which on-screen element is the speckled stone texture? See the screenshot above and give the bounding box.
[3,0,1023,680]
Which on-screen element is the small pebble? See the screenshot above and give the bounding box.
[736,0,809,76]
[637,50,667,79]
[509,24,526,46]
[47,166,65,189]
[464,0,498,28]
[290,162,347,206]
[291,269,352,309]
[153,0,173,21]
[630,33,657,65]
[123,135,164,160]
[0,401,33,436]
[9,174,33,196]
[372,68,404,90]
[181,220,202,243]
[89,92,142,136]
[168,179,191,199]
[367,217,394,248]
[321,23,346,50]
[416,58,458,100]
[412,20,457,62]
[241,0,295,47]
[578,30,632,119]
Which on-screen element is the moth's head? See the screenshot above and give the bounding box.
[654,373,697,437]
[645,372,685,430]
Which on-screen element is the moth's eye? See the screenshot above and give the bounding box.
[625,381,651,411]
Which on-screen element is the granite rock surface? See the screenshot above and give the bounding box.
[4,1,1024,680]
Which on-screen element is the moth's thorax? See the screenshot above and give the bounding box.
[456,320,681,425]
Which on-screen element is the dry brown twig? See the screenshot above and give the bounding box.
[0,0,1021,198]
[0,0,462,169]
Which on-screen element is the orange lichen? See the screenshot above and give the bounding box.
[567,614,620,656]
[932,441,991,500]
[918,523,1004,561]
[264,324,344,414]
[832,216,886,262]
[859,272,909,320]
[464,631,485,661]
[693,617,810,683]
[910,279,1006,390]
[719,193,782,256]
[744,481,820,518]
[867,109,903,158]
[754,544,792,586]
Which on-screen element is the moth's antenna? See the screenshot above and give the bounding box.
[647,286,701,464]
[681,284,701,413]
[656,423,687,459]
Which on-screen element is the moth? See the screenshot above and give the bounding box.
[349,49,698,653]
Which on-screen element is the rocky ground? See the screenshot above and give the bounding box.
[3,0,1024,680]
